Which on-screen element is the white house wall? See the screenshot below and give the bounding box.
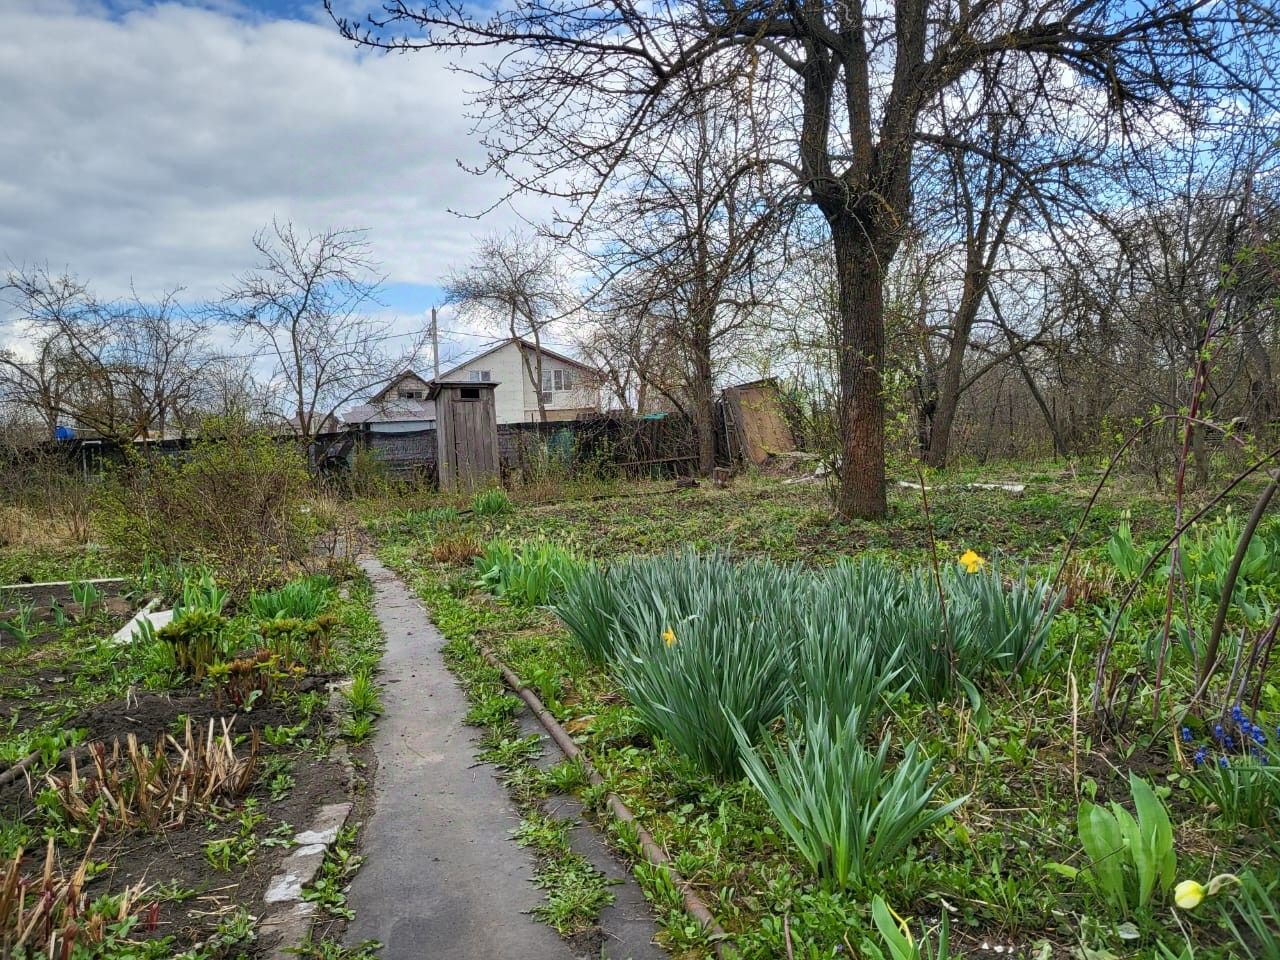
[451,342,599,423]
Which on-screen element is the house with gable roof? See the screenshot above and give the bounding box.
[342,337,602,432]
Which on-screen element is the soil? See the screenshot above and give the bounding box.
[0,676,351,957]
[81,746,351,952]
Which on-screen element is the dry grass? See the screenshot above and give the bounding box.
[43,718,260,832]
[0,830,151,957]
[0,505,90,551]
[431,534,483,565]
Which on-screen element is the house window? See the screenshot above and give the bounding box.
[460,387,481,401]
[540,369,575,393]
[540,391,553,406]
[468,370,492,382]
[398,389,424,399]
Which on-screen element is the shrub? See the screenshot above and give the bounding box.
[1075,773,1176,917]
[471,487,513,516]
[732,708,964,889]
[97,418,314,592]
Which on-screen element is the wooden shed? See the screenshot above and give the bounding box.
[430,380,500,492]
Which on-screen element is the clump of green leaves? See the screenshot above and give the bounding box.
[1074,773,1176,917]
[156,608,230,682]
[550,563,618,665]
[249,574,335,622]
[733,708,964,889]
[861,896,952,960]
[1220,871,1280,960]
[471,487,513,517]
[474,539,583,607]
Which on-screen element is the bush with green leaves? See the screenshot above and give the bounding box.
[474,539,583,607]
[1073,773,1176,917]
[97,417,315,592]
[732,708,964,889]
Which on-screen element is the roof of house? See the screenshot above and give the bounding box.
[369,370,433,404]
[438,336,600,380]
[349,338,598,425]
[344,397,435,425]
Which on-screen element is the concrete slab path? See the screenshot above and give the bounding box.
[344,557,574,960]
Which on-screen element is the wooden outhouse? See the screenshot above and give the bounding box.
[430,380,500,491]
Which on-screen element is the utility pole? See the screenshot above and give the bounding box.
[431,306,441,381]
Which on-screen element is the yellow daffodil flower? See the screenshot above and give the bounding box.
[662,626,677,647]
[1174,880,1205,910]
[959,549,986,574]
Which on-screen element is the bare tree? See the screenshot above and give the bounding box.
[585,84,783,473]
[0,267,87,439]
[220,220,410,445]
[2,267,213,443]
[445,230,572,423]
[332,0,1277,518]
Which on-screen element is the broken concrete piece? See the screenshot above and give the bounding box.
[259,800,352,958]
[110,600,173,646]
[265,874,304,904]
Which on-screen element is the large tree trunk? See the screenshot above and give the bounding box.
[831,220,888,520]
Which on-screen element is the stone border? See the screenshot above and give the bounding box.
[258,800,355,959]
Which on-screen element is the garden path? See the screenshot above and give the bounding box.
[344,557,573,960]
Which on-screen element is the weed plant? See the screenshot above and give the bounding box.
[471,487,513,517]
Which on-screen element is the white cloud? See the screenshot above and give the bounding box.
[0,1,539,301]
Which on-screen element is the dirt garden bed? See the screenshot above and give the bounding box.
[0,564,383,959]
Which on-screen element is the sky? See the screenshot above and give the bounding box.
[0,0,548,369]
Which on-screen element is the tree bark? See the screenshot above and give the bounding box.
[692,363,716,474]
[831,219,888,519]
[923,281,984,468]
